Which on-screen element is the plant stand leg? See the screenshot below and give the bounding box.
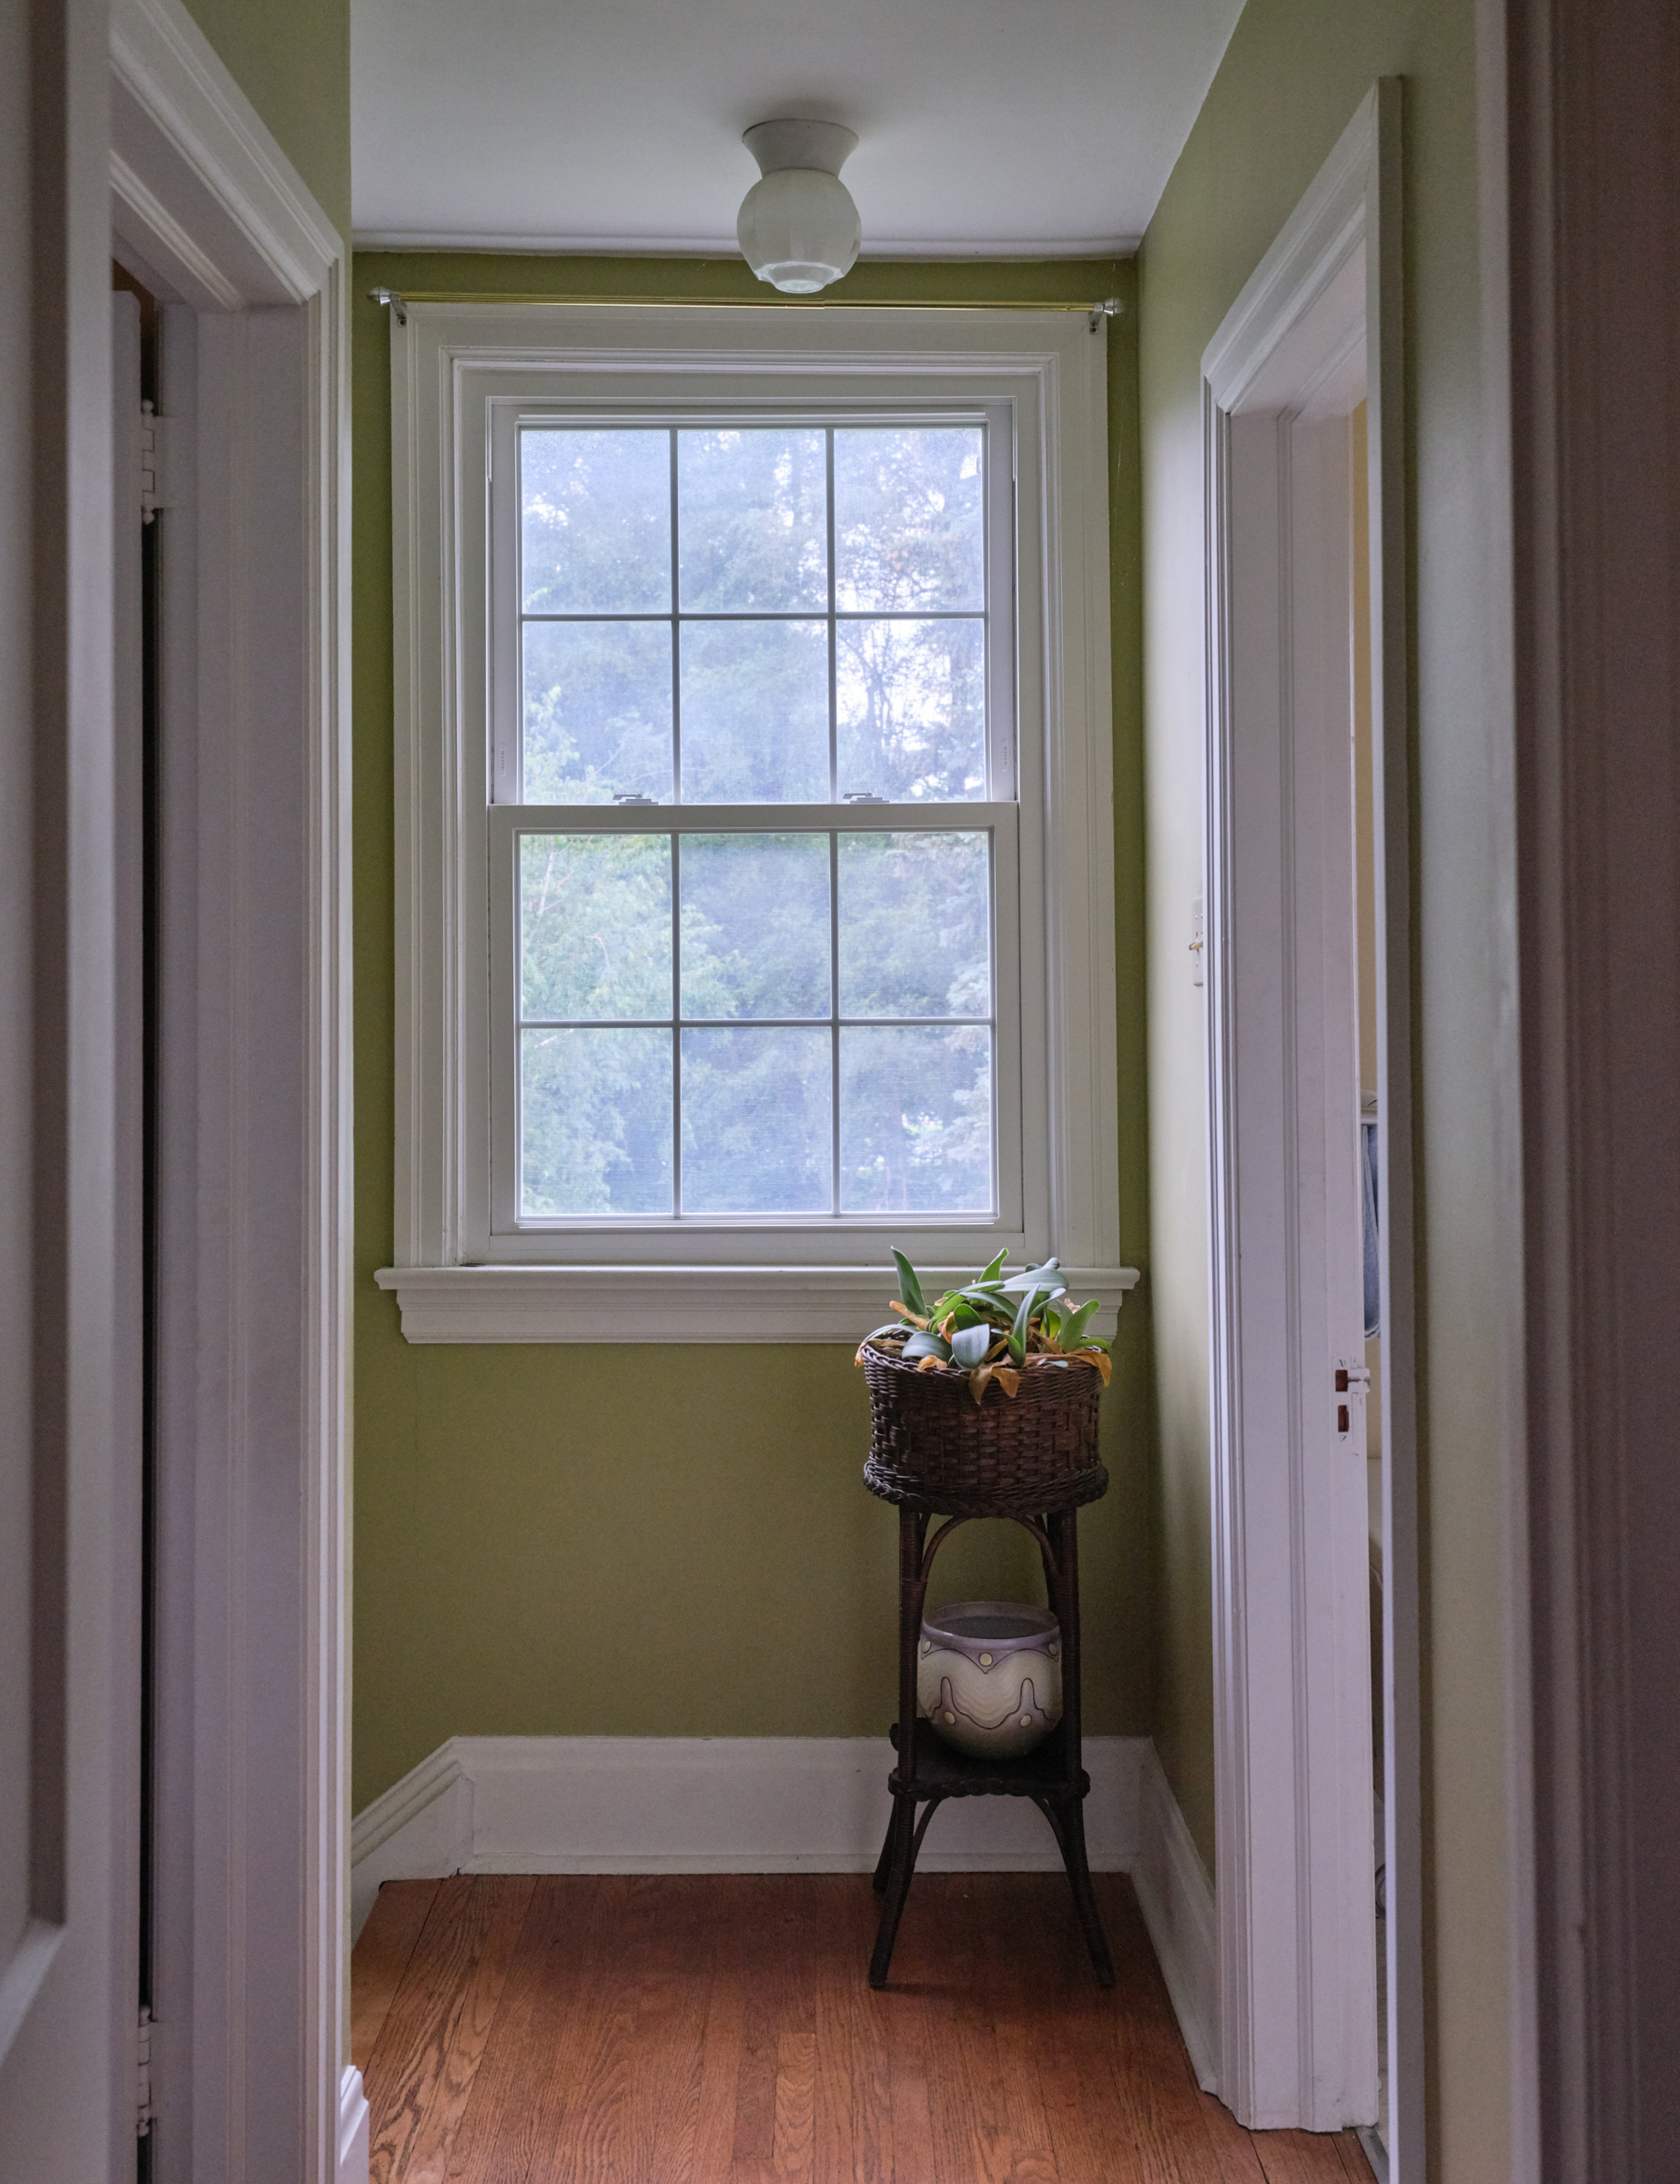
[1058,1795,1116,1987]
[872,1507,931,1984]
[871,1809,896,1894]
[1048,1510,1116,1987]
[869,1786,927,1987]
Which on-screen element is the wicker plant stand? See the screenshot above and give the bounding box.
[859,1339,1116,1990]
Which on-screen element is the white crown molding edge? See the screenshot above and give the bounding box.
[353,228,1140,262]
[110,0,341,298]
[1199,87,1375,411]
[372,1262,1140,1343]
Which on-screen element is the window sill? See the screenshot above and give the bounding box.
[373,1262,1142,1345]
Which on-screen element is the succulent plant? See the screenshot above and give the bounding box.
[855,1249,1113,1404]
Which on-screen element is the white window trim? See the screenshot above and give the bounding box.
[379,302,1136,1341]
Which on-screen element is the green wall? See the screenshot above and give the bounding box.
[181,0,350,239]
[1139,2,1518,2174]
[351,254,1155,1813]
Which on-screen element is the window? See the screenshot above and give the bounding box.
[494,419,1017,1232]
[382,305,1128,1341]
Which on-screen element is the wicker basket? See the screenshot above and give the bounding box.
[860,1338,1108,1518]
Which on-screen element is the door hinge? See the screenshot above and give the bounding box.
[140,401,177,525]
[137,2005,156,2138]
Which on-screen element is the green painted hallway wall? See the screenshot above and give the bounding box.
[181,0,349,239]
[1138,0,1521,2171]
[350,255,1157,1814]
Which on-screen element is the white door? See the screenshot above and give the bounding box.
[0,6,142,2162]
[1202,86,1413,2144]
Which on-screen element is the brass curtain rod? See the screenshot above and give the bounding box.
[369,287,1121,331]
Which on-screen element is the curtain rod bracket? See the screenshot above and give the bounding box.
[1088,296,1120,333]
[369,286,408,326]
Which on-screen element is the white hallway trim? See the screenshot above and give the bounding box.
[376,1263,1140,1344]
[338,2069,370,2184]
[350,1734,1218,2085]
[108,0,355,2178]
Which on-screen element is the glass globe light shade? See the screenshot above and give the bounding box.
[736,167,861,295]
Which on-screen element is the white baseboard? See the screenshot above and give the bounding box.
[352,1734,1146,1938]
[1129,1743,1220,2090]
[349,1733,1220,2097]
[336,2065,369,2184]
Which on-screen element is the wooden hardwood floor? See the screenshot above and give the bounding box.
[353,1872,1377,2184]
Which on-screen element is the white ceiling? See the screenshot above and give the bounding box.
[350,0,1244,258]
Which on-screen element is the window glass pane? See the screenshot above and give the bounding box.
[839,1026,992,1213]
[522,621,673,804]
[836,619,985,802]
[521,834,672,1022]
[679,620,828,803]
[678,429,826,612]
[681,1026,832,1213]
[833,428,984,612]
[680,834,830,1021]
[521,1027,673,1215]
[836,832,991,1019]
[521,429,671,613]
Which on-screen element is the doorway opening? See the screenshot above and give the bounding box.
[1201,82,1419,2179]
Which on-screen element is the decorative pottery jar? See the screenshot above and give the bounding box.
[916,1600,1063,1760]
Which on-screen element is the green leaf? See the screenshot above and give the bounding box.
[1008,1284,1042,1364]
[1001,1257,1062,1294]
[1040,1299,1065,1344]
[891,1249,926,1319]
[901,1330,952,1363]
[861,1322,906,1343]
[975,1249,1008,1288]
[1059,1298,1101,1350]
[949,1324,992,1370]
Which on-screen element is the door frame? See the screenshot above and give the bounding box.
[1201,82,1421,2166]
[108,0,355,2175]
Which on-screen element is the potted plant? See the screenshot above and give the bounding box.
[855,1252,1112,1517]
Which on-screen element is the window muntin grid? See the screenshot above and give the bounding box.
[512,824,997,1220]
[514,422,992,807]
[491,410,1017,1231]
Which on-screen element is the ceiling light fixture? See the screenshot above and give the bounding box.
[736,120,860,296]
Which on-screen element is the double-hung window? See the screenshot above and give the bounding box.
[383,305,1128,1341]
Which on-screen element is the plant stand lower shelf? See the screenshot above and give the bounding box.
[866,1501,1116,1990]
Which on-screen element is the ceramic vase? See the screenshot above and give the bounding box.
[916,1600,1062,1760]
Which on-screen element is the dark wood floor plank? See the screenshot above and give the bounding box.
[542,1876,657,2184]
[684,1874,750,2183]
[923,1878,1014,2184]
[366,1876,510,2184]
[731,1877,789,2166]
[396,1878,536,2184]
[824,1882,893,2184]
[1096,1877,1228,2184]
[1193,2089,1270,2184]
[352,1871,1384,2184]
[982,1875,1060,2183]
[1334,2131,1380,2181]
[1250,2127,1363,2182]
[353,1883,442,2073]
[774,2030,817,2175]
[443,1877,606,2184]
[633,1876,714,2184]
